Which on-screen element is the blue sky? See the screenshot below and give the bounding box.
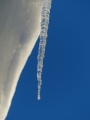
[6,0,90,120]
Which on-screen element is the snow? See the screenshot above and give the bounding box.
[0,0,41,119]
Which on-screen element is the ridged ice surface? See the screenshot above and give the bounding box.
[37,0,52,100]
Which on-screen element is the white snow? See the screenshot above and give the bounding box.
[0,0,42,119]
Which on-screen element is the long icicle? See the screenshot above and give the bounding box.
[37,0,52,100]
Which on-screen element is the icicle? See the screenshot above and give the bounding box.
[37,0,52,100]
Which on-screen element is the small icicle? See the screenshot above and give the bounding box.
[37,0,52,100]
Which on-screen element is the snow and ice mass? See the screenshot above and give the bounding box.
[0,0,52,119]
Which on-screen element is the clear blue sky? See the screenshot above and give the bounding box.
[6,0,90,120]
